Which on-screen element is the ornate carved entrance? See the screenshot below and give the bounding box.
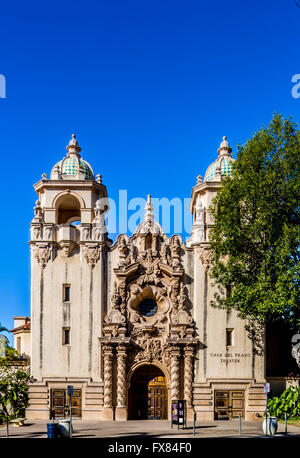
[128,365,168,420]
[99,196,198,421]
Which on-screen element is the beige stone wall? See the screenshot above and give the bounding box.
[30,249,104,381]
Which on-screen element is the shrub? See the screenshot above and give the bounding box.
[268,386,300,420]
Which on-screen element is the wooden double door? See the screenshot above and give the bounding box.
[215,390,245,419]
[51,389,82,418]
[147,376,168,420]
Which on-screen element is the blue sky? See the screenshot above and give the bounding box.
[0,0,299,337]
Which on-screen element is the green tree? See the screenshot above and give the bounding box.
[0,343,30,437]
[209,114,300,327]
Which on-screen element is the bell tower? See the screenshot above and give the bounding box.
[27,135,110,420]
[187,137,265,421]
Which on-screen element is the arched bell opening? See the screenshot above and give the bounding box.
[56,194,81,225]
[127,363,169,420]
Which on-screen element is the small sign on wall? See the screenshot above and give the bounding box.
[67,385,74,396]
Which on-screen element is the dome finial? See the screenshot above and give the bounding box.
[144,194,154,224]
[218,135,232,156]
[66,133,82,157]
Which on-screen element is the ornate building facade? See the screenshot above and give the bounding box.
[26,135,266,422]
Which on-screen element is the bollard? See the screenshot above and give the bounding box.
[285,413,288,434]
[238,415,242,435]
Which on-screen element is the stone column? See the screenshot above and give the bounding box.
[102,344,114,420]
[115,344,127,420]
[184,346,195,419]
[170,346,181,401]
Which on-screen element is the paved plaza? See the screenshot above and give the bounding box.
[0,419,299,439]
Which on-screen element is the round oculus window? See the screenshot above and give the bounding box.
[139,298,158,317]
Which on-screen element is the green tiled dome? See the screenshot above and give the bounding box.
[204,136,235,182]
[204,156,234,181]
[50,134,94,180]
[59,157,94,180]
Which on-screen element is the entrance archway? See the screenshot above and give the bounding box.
[128,364,168,420]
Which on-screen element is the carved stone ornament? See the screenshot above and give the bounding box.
[32,245,51,269]
[170,235,182,270]
[130,328,164,363]
[178,283,186,311]
[83,245,101,270]
[32,200,43,222]
[199,246,213,270]
[104,309,126,325]
[134,336,163,363]
[195,197,204,225]
[82,226,90,241]
[60,241,76,257]
[136,251,161,287]
[32,225,41,240]
[44,226,52,241]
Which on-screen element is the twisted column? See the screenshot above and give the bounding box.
[184,346,194,408]
[103,345,114,408]
[170,346,181,401]
[117,344,127,407]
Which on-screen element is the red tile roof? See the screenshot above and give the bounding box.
[10,318,31,333]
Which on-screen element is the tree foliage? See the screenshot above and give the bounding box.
[268,386,300,420]
[0,343,30,425]
[210,114,300,326]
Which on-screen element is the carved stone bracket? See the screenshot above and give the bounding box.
[199,246,212,270]
[82,245,101,270]
[32,244,52,269]
[60,241,76,257]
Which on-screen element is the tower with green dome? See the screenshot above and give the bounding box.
[187,136,235,247]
